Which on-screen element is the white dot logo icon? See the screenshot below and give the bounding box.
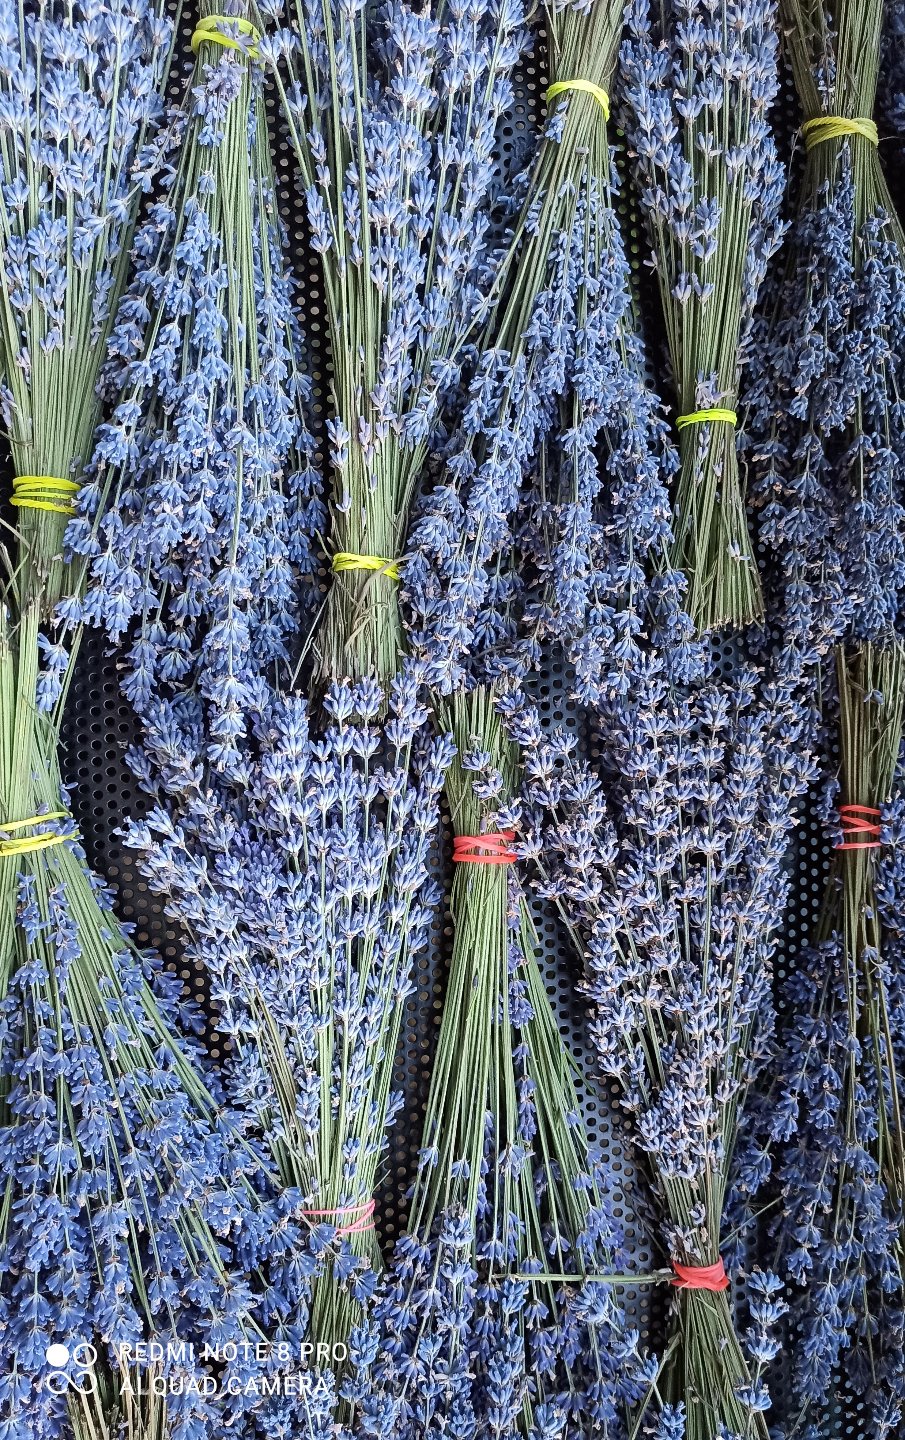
[45,1344,70,1368]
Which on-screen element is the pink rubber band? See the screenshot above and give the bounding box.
[452,830,517,865]
[836,804,882,851]
[670,1258,729,1292]
[300,1198,375,1237]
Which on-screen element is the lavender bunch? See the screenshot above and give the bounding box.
[508,645,814,1440]
[0,0,174,616]
[126,667,451,1357]
[262,0,529,689]
[733,649,905,1440]
[404,0,683,695]
[0,3,292,1435]
[370,688,658,1440]
[618,0,785,633]
[73,0,323,769]
[746,0,905,658]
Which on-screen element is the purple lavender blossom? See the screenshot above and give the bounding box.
[71,9,323,780]
[504,634,815,1438]
[264,0,530,687]
[124,663,451,1356]
[618,0,785,632]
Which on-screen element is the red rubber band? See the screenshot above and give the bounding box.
[300,1198,375,1236]
[670,1258,730,1292]
[835,804,882,851]
[452,830,517,865]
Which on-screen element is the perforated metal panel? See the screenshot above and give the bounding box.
[54,16,874,1438]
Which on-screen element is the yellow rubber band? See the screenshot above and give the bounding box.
[0,812,66,832]
[0,814,76,857]
[676,407,737,431]
[11,475,78,516]
[802,116,878,150]
[332,552,401,582]
[546,79,610,122]
[191,14,260,57]
[0,832,76,856]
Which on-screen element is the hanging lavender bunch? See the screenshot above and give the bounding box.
[368,689,660,1440]
[261,0,529,689]
[618,0,785,633]
[746,0,905,659]
[126,665,451,1359]
[404,0,684,697]
[732,650,905,1440]
[73,2,323,767]
[732,3,905,1429]
[0,3,293,1436]
[505,640,813,1440]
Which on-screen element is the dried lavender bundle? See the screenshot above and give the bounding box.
[763,0,905,577]
[746,0,905,665]
[369,688,659,1440]
[509,642,814,1440]
[748,0,905,653]
[732,2,905,1428]
[0,4,291,1436]
[406,0,673,694]
[74,0,323,769]
[783,0,897,235]
[736,648,905,1439]
[618,0,785,633]
[262,0,529,689]
[126,666,451,1360]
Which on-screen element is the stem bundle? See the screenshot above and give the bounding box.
[378,686,653,1437]
[619,0,785,633]
[267,0,528,688]
[514,650,814,1440]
